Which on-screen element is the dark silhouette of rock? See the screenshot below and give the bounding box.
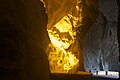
[0,0,50,80]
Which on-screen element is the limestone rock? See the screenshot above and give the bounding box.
[82,0,119,71]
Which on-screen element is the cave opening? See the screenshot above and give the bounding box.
[46,0,82,73]
[42,0,119,78]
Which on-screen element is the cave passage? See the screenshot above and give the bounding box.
[46,0,83,73]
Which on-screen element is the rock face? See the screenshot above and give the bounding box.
[43,0,119,72]
[44,0,84,72]
[0,0,50,80]
[0,1,119,80]
[82,0,119,71]
[117,0,120,70]
[43,0,78,29]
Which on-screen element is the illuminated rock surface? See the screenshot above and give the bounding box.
[45,0,82,73]
[43,0,78,29]
[82,0,119,71]
[44,0,119,73]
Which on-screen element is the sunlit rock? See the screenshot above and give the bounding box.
[45,0,83,73]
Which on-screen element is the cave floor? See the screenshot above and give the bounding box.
[50,72,119,80]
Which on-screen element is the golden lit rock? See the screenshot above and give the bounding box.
[46,0,82,73]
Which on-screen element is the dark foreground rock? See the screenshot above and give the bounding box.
[0,0,50,80]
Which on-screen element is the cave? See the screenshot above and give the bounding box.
[0,0,119,80]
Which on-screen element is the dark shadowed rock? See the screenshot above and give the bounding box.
[0,0,50,80]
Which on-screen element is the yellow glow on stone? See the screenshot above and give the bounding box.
[47,16,79,73]
[47,0,82,73]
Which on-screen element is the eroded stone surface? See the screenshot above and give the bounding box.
[83,0,119,71]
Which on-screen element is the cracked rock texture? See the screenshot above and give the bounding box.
[82,0,119,71]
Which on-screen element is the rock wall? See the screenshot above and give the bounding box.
[43,0,119,72]
[0,0,50,80]
[82,0,119,71]
[117,0,120,71]
[43,0,78,29]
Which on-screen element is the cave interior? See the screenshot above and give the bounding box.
[0,0,119,80]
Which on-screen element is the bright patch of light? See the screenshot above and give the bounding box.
[47,0,82,73]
